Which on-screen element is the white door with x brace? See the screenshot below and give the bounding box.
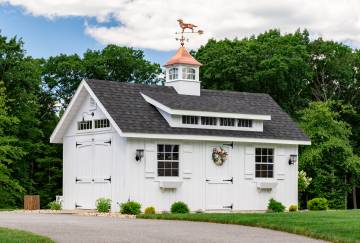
[75,135,112,209]
[205,143,234,210]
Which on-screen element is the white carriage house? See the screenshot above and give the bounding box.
[50,46,310,212]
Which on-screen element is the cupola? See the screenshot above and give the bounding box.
[164,46,202,96]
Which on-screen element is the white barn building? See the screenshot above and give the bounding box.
[50,46,310,212]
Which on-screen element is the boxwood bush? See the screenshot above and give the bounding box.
[288,204,298,212]
[120,201,141,215]
[267,198,285,212]
[96,198,111,213]
[144,206,156,214]
[170,201,189,214]
[307,198,328,211]
[48,201,61,210]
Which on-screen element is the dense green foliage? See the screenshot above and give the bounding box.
[170,201,190,214]
[144,206,156,214]
[120,201,141,215]
[138,210,360,242]
[299,102,360,208]
[307,198,328,211]
[267,198,285,212]
[48,201,62,210]
[96,198,111,213]
[0,227,53,243]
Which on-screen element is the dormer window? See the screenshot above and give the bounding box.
[182,67,196,80]
[238,119,252,128]
[169,68,178,80]
[220,118,235,127]
[182,116,198,124]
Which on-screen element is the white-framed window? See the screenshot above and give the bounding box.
[169,68,178,80]
[201,117,217,126]
[255,148,274,178]
[220,118,235,126]
[182,116,199,124]
[238,119,253,128]
[77,120,92,130]
[94,119,110,129]
[182,67,196,80]
[157,144,179,177]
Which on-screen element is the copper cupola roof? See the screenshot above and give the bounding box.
[164,46,202,67]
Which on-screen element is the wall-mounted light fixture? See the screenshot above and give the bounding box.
[288,154,297,165]
[135,149,144,162]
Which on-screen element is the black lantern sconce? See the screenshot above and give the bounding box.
[135,149,144,162]
[288,154,297,165]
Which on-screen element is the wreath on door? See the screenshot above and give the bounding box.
[212,147,228,166]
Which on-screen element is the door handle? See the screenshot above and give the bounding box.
[104,176,111,183]
[222,177,233,183]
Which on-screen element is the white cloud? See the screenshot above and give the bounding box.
[1,0,360,51]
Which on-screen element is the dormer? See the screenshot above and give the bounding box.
[164,46,202,96]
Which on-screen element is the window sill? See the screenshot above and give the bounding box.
[157,179,183,189]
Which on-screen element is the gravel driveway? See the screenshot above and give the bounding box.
[0,212,325,243]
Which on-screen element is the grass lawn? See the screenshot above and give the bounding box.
[0,227,53,243]
[138,210,360,243]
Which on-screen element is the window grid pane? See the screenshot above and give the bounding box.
[157,144,179,177]
[169,68,178,80]
[182,116,199,125]
[255,148,274,178]
[77,120,92,130]
[182,67,196,80]
[220,118,235,126]
[201,117,217,126]
[238,119,253,128]
[94,119,110,129]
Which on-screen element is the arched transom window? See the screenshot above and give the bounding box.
[169,68,178,80]
[182,67,196,80]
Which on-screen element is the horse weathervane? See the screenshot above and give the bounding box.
[175,19,204,46]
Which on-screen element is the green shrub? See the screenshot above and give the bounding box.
[120,201,141,215]
[170,201,189,214]
[96,198,111,213]
[144,206,156,214]
[288,204,298,212]
[48,201,61,210]
[267,198,285,212]
[307,198,328,211]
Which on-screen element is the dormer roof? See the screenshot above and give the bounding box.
[164,46,202,67]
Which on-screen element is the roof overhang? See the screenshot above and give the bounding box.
[50,79,124,143]
[141,93,271,120]
[122,132,311,145]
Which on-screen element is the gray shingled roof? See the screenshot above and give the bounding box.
[86,79,310,142]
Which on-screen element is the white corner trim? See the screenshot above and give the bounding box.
[140,93,271,120]
[123,132,311,145]
[50,79,124,143]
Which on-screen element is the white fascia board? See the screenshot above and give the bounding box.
[123,132,311,145]
[141,93,271,120]
[50,80,87,143]
[50,79,124,143]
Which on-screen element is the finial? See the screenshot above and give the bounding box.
[175,19,203,47]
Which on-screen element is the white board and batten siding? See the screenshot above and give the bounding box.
[62,93,299,212]
[121,138,298,212]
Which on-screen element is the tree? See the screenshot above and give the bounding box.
[43,45,162,107]
[0,82,25,207]
[299,101,360,209]
[194,29,312,115]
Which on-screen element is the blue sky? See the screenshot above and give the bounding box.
[0,4,172,64]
